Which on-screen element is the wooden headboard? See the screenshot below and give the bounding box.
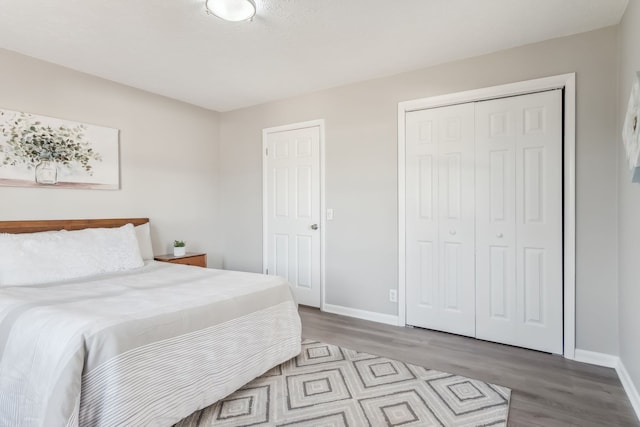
[0,218,149,234]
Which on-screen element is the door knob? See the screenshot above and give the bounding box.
[449,230,456,235]
[497,233,504,238]
[311,224,319,230]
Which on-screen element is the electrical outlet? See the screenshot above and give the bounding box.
[389,289,397,303]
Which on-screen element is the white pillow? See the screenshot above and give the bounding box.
[134,222,154,260]
[0,223,144,287]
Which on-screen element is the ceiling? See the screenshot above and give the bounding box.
[0,0,629,112]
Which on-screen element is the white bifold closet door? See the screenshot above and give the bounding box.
[475,90,563,354]
[405,103,476,337]
[405,89,563,354]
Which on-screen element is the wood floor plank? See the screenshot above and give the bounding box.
[299,306,639,426]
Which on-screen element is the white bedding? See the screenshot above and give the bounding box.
[0,261,302,426]
[0,223,144,287]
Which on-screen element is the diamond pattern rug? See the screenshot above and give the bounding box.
[175,340,511,426]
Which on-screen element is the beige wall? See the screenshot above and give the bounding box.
[219,27,620,355]
[0,49,222,266]
[618,0,640,404]
[0,24,623,357]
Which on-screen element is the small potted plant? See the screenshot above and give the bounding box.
[173,240,186,257]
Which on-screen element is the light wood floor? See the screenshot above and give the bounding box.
[299,306,638,427]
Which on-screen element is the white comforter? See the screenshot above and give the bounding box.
[0,262,301,426]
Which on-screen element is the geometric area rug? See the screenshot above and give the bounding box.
[175,339,511,426]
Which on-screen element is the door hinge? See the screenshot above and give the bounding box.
[265,268,269,275]
[265,147,269,156]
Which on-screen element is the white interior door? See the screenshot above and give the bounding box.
[405,103,476,337]
[264,125,321,307]
[475,90,563,354]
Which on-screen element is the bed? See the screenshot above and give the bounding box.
[0,218,302,426]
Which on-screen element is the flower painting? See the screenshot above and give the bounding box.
[623,71,640,183]
[0,109,119,190]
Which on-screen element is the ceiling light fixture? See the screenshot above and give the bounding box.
[205,0,256,22]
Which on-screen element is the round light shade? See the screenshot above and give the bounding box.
[205,0,256,22]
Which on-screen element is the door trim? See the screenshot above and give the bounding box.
[397,73,576,359]
[262,119,326,310]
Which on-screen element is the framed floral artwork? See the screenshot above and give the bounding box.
[0,109,119,189]
[623,71,640,183]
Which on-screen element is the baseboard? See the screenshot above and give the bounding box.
[322,303,399,326]
[573,350,639,421]
[617,359,640,422]
[574,349,619,368]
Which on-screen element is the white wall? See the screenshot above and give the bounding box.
[0,49,222,266]
[617,0,640,407]
[219,27,620,355]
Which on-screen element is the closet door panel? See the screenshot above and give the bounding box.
[475,99,518,344]
[515,90,563,354]
[437,105,475,336]
[476,90,563,354]
[406,109,440,329]
[406,104,475,337]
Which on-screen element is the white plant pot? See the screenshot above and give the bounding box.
[173,247,186,257]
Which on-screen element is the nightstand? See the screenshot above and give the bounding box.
[154,252,207,268]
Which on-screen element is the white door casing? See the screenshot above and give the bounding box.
[263,123,322,307]
[475,90,563,354]
[405,103,476,337]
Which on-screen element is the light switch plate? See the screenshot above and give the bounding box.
[326,208,334,220]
